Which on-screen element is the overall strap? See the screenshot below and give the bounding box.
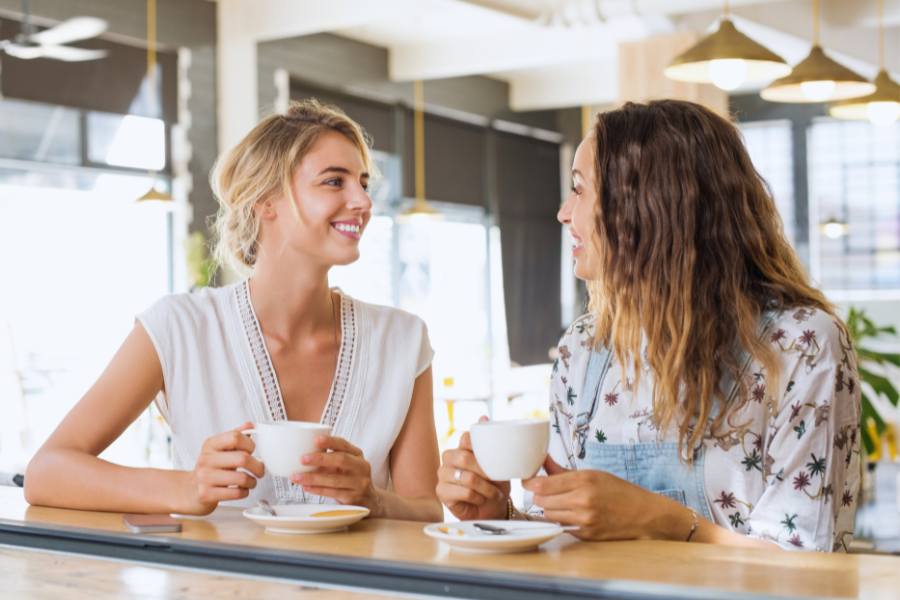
[573,343,614,458]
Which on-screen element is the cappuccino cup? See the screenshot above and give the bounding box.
[243,421,331,478]
[470,419,550,481]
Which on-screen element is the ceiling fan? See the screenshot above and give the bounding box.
[1,0,108,62]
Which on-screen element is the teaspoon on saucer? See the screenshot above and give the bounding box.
[258,499,278,517]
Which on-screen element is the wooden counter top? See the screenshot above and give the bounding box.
[1,544,389,599]
[2,488,899,599]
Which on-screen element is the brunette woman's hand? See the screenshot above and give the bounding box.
[292,436,381,513]
[523,456,691,541]
[436,422,509,521]
[179,422,265,515]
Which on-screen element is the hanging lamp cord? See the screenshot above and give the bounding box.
[413,80,426,207]
[147,0,157,83]
[877,0,884,69]
[812,0,820,46]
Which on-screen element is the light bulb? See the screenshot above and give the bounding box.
[821,221,848,239]
[709,59,747,91]
[800,80,836,102]
[867,101,900,126]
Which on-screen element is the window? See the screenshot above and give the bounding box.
[327,151,496,450]
[397,209,494,451]
[738,119,796,245]
[396,211,492,402]
[808,119,900,293]
[0,99,80,165]
[87,112,167,171]
[0,174,175,471]
[0,98,176,475]
[329,205,495,450]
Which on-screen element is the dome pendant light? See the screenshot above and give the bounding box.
[664,0,790,91]
[820,216,849,240]
[761,0,875,103]
[829,0,900,125]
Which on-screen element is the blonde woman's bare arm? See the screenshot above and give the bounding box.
[383,367,443,521]
[24,323,264,515]
[294,368,443,521]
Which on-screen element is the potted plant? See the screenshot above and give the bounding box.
[185,231,216,290]
[846,308,899,461]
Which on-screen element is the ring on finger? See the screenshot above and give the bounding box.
[453,468,463,482]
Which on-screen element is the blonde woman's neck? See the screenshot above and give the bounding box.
[247,257,335,342]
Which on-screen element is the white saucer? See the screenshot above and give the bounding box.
[242,504,370,535]
[423,520,564,554]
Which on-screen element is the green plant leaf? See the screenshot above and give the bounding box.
[856,348,900,368]
[845,306,899,455]
[861,428,874,456]
[859,367,900,406]
[861,314,883,338]
[846,310,859,332]
[185,231,214,288]
[861,393,884,455]
[861,393,886,427]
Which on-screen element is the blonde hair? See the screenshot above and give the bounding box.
[210,99,373,275]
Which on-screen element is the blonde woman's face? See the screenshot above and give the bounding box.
[557,134,599,280]
[266,131,372,268]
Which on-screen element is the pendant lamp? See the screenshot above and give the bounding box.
[820,216,849,240]
[829,0,900,125]
[664,0,790,91]
[761,0,875,103]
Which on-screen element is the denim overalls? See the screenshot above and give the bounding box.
[572,312,777,520]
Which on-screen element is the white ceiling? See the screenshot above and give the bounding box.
[227,0,900,111]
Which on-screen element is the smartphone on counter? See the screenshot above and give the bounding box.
[123,514,182,534]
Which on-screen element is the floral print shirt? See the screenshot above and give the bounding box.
[548,307,861,552]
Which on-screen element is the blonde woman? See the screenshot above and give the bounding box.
[438,100,861,551]
[25,100,442,521]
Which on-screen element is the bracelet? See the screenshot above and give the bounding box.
[506,496,515,520]
[685,508,699,542]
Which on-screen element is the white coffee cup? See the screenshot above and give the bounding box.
[243,422,332,478]
[470,419,550,481]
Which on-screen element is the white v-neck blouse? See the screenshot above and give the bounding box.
[137,280,433,508]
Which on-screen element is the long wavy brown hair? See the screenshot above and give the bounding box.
[586,99,833,459]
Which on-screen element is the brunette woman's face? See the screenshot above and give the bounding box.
[259,131,372,268]
[558,134,599,280]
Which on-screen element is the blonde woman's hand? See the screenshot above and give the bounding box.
[180,422,265,515]
[436,422,509,521]
[292,436,380,513]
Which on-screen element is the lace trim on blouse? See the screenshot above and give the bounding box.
[235,280,356,504]
[322,294,355,427]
